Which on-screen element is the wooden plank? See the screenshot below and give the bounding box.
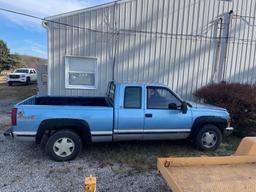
[158,155,256,167]
[158,138,256,191]
[157,158,182,192]
[235,137,256,156]
[166,164,256,192]
[158,155,256,192]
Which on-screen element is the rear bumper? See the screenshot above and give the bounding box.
[3,127,14,138]
[3,127,35,142]
[224,127,234,136]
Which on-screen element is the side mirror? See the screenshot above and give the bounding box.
[168,103,177,110]
[181,101,188,114]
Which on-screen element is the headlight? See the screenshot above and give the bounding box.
[21,75,25,78]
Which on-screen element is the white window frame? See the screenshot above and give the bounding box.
[65,55,97,89]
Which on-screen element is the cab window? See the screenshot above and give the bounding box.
[124,87,142,109]
[147,87,181,109]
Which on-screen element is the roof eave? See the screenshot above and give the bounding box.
[44,0,133,21]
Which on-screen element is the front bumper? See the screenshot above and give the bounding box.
[3,127,14,138]
[8,78,26,82]
[224,127,234,136]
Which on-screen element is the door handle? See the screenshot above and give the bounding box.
[145,113,153,118]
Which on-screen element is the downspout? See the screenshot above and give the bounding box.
[213,17,223,83]
[42,20,51,95]
[221,10,233,81]
[112,2,119,81]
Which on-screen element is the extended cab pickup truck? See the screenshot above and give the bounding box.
[4,82,233,161]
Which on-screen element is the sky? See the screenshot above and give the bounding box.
[0,0,113,58]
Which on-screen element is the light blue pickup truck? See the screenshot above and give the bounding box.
[4,81,233,161]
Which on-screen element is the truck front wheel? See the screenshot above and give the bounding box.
[195,124,222,151]
[46,130,82,161]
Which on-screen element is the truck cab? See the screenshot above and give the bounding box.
[112,82,192,141]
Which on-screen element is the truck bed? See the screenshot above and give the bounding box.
[18,96,111,107]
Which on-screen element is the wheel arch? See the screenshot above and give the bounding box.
[189,116,228,139]
[36,118,92,144]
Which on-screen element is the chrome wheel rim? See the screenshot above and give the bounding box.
[201,131,217,148]
[53,137,75,157]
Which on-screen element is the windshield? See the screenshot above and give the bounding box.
[14,69,29,73]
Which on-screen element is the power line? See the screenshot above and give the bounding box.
[1,7,256,44]
[0,7,108,33]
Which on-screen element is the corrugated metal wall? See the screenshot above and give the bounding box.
[37,64,48,96]
[46,0,256,99]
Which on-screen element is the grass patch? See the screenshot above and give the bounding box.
[85,136,241,173]
[0,83,37,101]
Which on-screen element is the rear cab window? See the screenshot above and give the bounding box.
[107,82,115,106]
[124,87,142,109]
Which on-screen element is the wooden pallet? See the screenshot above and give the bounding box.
[158,137,256,192]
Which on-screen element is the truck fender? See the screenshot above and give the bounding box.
[36,118,91,144]
[189,116,228,139]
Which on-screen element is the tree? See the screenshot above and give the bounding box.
[0,40,10,71]
[9,54,26,69]
[0,40,27,71]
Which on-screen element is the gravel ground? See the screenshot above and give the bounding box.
[0,131,168,192]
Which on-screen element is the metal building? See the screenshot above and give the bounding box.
[43,0,256,99]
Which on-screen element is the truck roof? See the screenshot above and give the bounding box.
[114,81,167,87]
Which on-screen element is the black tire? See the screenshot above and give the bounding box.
[8,82,12,86]
[194,124,222,151]
[46,130,82,161]
[25,77,31,85]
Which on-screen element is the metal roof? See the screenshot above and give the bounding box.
[44,0,135,20]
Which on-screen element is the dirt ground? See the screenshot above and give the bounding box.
[0,80,241,192]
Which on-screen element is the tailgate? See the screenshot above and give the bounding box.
[16,95,36,105]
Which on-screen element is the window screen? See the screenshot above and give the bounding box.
[65,56,97,89]
[124,87,141,108]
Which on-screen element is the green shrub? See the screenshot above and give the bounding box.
[194,82,256,137]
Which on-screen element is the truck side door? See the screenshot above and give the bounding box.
[143,86,192,140]
[115,86,144,141]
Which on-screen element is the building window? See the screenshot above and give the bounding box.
[65,56,97,89]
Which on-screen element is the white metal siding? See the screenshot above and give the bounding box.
[37,64,48,96]
[46,0,256,99]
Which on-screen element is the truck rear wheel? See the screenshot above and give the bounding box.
[46,130,82,161]
[195,124,222,151]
